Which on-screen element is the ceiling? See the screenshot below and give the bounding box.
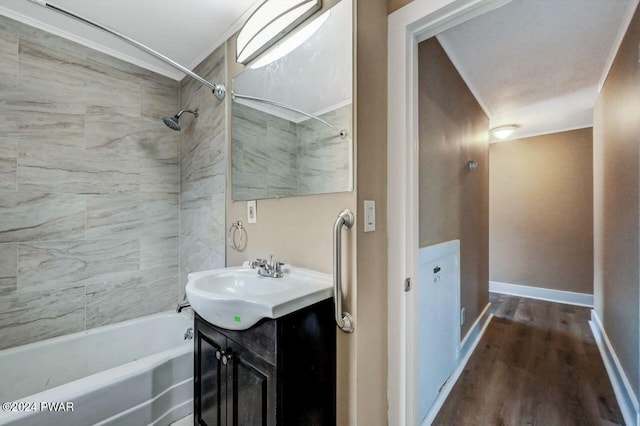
[0,0,262,80]
[437,0,637,141]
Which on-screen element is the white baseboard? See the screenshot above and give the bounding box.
[421,303,493,425]
[589,310,640,426]
[489,281,594,307]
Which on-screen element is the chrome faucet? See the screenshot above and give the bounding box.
[176,295,191,313]
[249,256,284,278]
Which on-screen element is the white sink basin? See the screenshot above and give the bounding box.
[186,264,333,330]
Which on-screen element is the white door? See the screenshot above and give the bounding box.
[418,239,460,423]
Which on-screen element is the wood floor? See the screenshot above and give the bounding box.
[433,293,624,426]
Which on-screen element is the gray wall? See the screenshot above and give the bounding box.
[178,46,227,289]
[418,37,490,338]
[593,3,640,397]
[490,129,594,294]
[0,16,181,350]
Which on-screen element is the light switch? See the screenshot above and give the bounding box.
[364,200,375,232]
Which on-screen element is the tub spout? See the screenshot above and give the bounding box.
[176,300,191,313]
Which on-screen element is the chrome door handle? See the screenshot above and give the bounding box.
[333,209,354,333]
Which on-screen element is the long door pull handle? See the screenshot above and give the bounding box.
[333,209,354,333]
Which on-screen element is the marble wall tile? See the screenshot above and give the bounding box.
[0,16,182,350]
[140,236,179,271]
[19,40,141,109]
[0,191,85,243]
[18,239,140,292]
[0,286,85,350]
[0,141,16,190]
[0,16,169,86]
[0,99,85,150]
[231,103,298,200]
[179,45,226,289]
[139,193,179,238]
[181,133,225,192]
[180,195,220,239]
[85,194,140,239]
[179,237,225,287]
[86,113,179,161]
[60,197,151,260]
[297,104,352,195]
[85,267,177,329]
[18,153,139,194]
[180,143,225,194]
[141,78,179,121]
[0,243,17,296]
[0,30,17,89]
[297,143,351,194]
[139,159,179,194]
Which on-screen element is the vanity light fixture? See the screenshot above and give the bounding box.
[250,9,331,69]
[236,0,322,65]
[490,124,519,140]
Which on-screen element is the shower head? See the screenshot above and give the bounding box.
[163,116,182,131]
[162,109,199,131]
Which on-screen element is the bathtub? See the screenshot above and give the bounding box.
[0,312,194,426]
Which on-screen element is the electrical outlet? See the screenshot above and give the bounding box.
[460,307,466,326]
[247,200,257,224]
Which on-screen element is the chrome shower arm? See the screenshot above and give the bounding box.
[26,0,226,100]
[233,92,347,138]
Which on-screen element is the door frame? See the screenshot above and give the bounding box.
[386,1,510,424]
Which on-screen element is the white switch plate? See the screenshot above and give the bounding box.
[247,200,257,224]
[364,200,375,232]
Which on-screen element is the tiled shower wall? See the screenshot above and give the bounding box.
[231,102,298,200]
[296,104,352,195]
[0,16,182,350]
[178,46,227,288]
[231,103,352,200]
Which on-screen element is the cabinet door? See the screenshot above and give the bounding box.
[226,341,277,426]
[195,322,227,426]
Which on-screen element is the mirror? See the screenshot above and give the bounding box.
[231,0,353,201]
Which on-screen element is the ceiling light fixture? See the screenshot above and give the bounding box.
[490,125,519,140]
[236,0,322,65]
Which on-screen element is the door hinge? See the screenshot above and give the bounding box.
[404,277,411,292]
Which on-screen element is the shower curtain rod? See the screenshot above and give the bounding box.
[232,92,347,138]
[27,0,226,100]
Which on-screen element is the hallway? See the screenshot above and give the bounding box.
[433,294,624,425]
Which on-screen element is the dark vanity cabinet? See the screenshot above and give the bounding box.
[194,299,336,426]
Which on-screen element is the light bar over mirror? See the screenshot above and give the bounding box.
[236,0,322,65]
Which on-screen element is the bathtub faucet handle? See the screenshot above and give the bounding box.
[183,327,193,340]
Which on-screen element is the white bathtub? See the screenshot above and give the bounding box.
[0,312,194,426]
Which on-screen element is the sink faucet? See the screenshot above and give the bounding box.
[249,255,284,278]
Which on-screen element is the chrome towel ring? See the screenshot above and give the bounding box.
[228,220,247,252]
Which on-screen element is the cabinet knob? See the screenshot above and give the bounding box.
[222,353,233,365]
[216,350,221,360]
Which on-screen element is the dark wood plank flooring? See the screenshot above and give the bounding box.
[433,293,624,426]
